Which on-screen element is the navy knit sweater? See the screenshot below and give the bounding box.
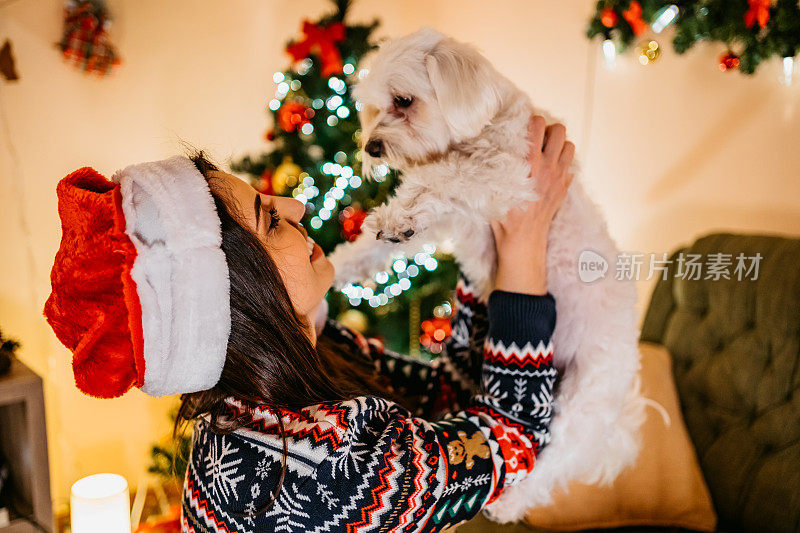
[181,277,558,532]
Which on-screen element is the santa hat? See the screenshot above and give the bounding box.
[43,155,230,398]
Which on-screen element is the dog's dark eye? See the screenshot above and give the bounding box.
[393,95,414,108]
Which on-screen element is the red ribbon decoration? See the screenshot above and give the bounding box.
[622,1,648,36]
[59,0,121,75]
[601,7,619,28]
[286,20,346,77]
[744,0,771,29]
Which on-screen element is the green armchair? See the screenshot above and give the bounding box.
[459,232,800,533]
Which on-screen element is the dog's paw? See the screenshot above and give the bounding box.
[371,205,421,243]
[376,228,416,243]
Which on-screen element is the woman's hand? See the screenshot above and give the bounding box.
[491,116,575,295]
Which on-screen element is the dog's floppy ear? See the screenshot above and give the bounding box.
[425,38,501,142]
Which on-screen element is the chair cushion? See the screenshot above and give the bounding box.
[519,342,716,532]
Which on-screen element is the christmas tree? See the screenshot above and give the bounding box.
[232,0,459,355]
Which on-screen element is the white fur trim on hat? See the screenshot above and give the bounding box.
[112,155,230,397]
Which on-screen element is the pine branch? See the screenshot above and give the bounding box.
[586,0,800,75]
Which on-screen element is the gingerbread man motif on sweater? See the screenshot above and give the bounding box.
[447,430,491,470]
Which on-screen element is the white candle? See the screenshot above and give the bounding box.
[71,473,131,533]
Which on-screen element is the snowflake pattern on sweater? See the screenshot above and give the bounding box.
[181,278,558,532]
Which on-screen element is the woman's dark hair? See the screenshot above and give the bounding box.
[175,148,398,516]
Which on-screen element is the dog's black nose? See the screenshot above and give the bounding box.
[365,139,383,158]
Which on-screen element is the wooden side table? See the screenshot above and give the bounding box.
[0,358,53,532]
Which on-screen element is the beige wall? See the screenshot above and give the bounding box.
[1,0,798,512]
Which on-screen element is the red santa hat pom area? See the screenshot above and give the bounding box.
[44,156,230,398]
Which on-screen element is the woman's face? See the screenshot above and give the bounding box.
[207,171,334,320]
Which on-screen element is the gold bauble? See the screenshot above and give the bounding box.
[337,309,369,333]
[637,40,661,65]
[433,301,452,318]
[273,155,302,195]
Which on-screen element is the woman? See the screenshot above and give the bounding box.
[44,116,573,532]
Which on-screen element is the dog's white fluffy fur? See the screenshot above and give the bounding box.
[329,28,647,522]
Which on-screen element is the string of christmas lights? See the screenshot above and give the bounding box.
[339,243,440,308]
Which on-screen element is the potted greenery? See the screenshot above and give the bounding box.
[0,329,19,377]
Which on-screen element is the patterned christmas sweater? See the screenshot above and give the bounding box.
[181,278,558,532]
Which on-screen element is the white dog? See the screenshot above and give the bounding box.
[330,28,647,522]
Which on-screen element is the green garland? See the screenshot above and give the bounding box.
[587,0,800,74]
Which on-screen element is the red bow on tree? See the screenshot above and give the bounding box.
[623,1,648,36]
[287,20,346,77]
[744,0,771,29]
